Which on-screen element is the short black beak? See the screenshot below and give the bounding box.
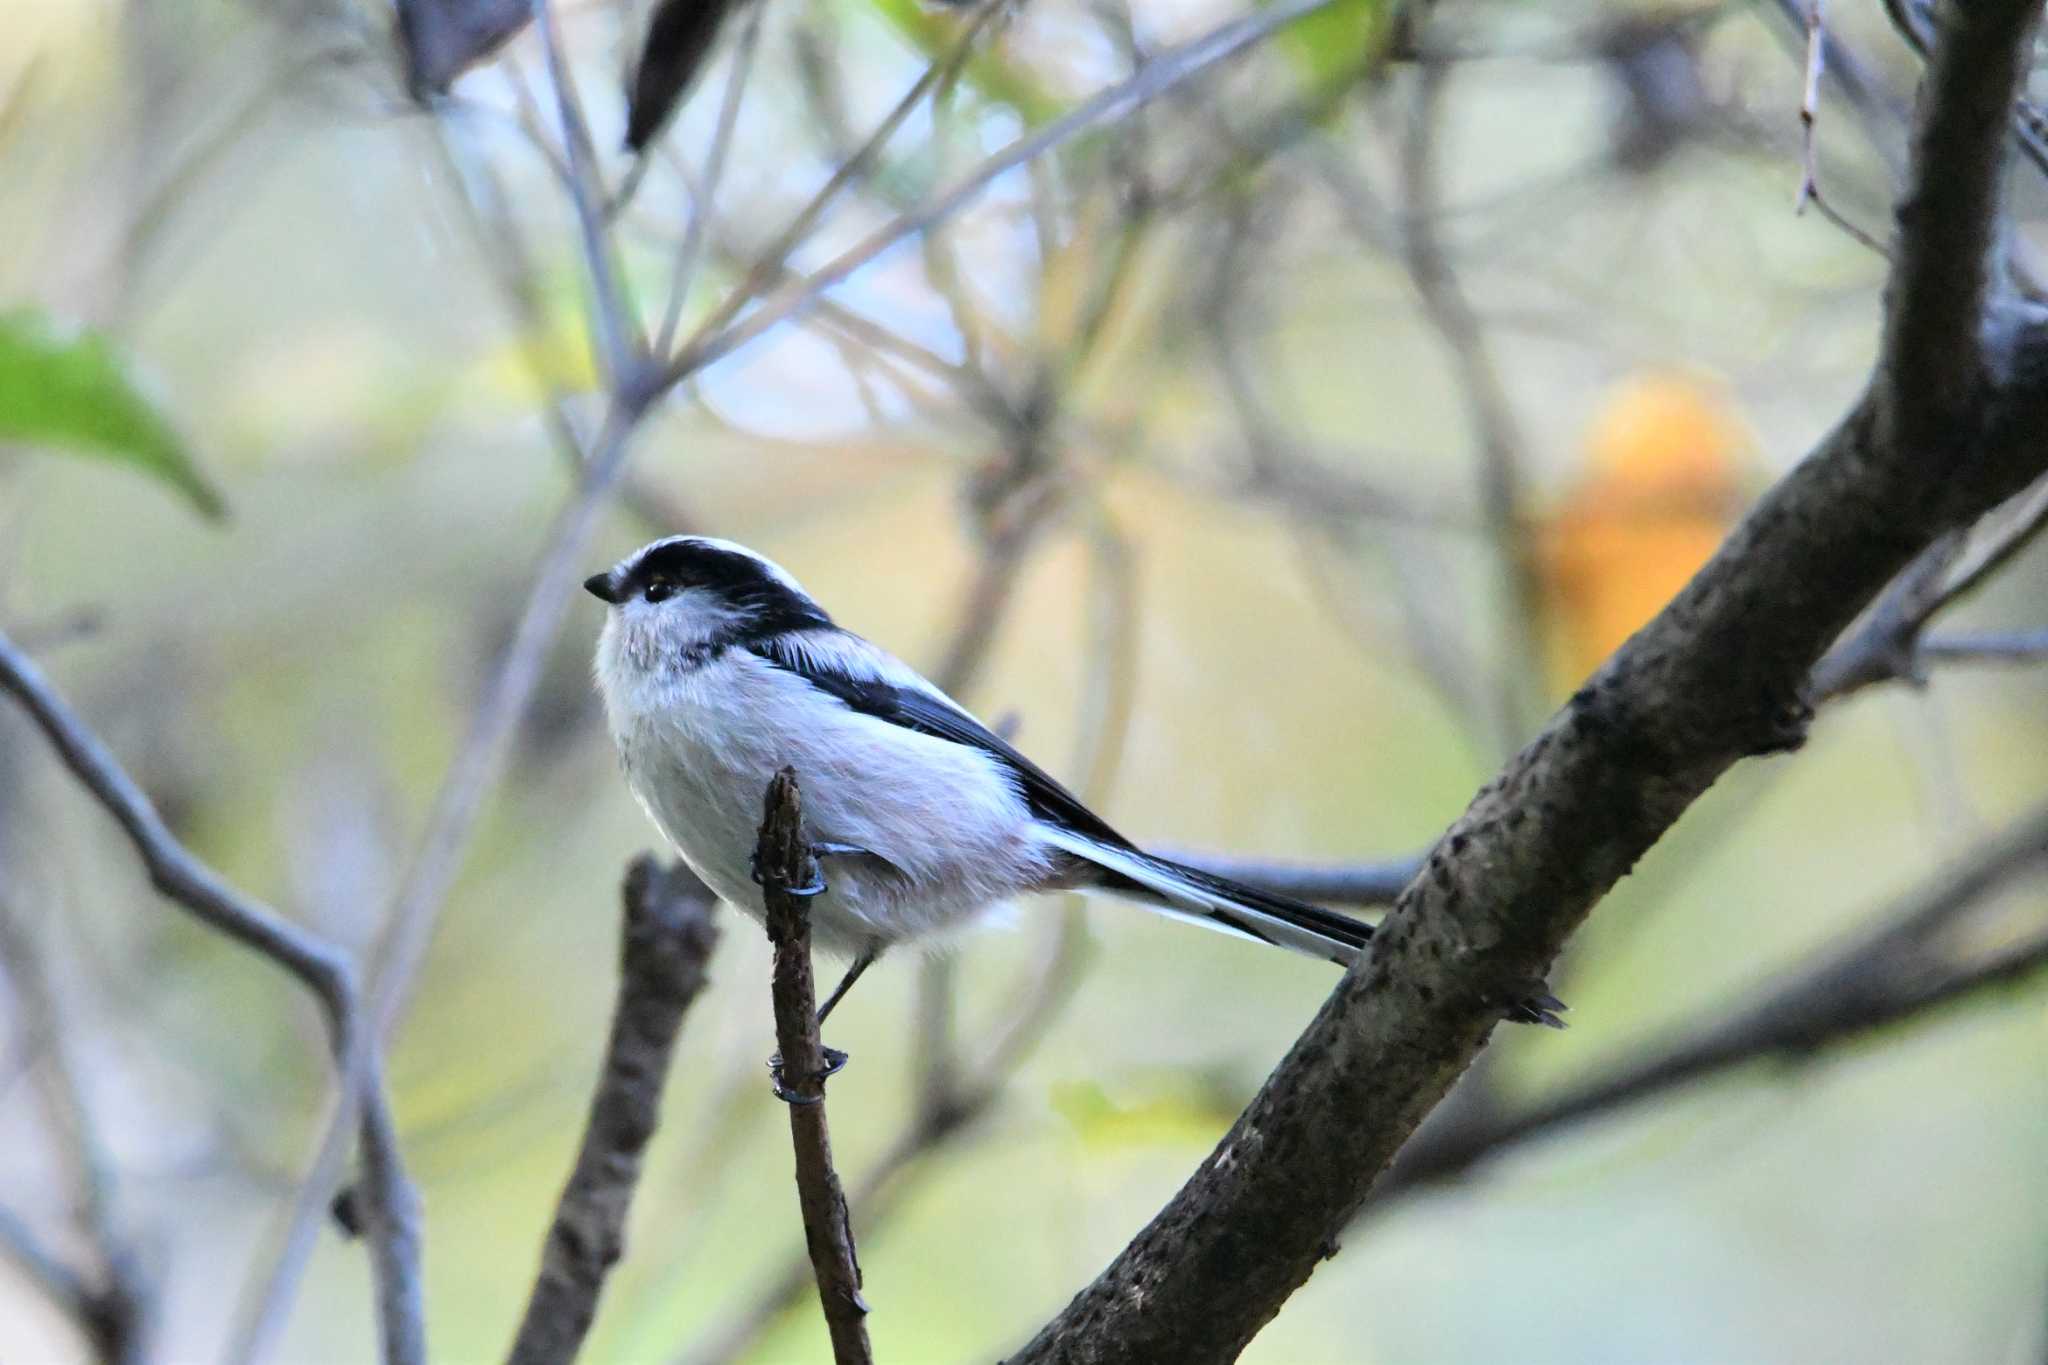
[583,573,620,604]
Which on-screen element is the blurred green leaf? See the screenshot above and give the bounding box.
[868,0,1065,126]
[1266,0,1389,98]
[1050,1078,1239,1150]
[0,309,224,518]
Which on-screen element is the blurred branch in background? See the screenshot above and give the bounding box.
[646,0,763,357]
[0,1203,131,1365]
[668,0,1014,356]
[1377,795,2048,1202]
[506,858,718,1365]
[1199,205,1495,736]
[1813,471,2048,700]
[1164,848,1420,908]
[0,631,425,1365]
[659,0,1356,385]
[1391,53,1547,752]
[1920,627,2048,666]
[0,606,103,655]
[0,899,149,1365]
[420,123,699,536]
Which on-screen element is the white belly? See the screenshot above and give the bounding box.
[606,651,1054,956]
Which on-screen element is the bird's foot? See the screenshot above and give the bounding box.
[768,1046,849,1103]
[749,841,873,898]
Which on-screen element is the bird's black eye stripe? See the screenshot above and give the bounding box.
[621,540,831,637]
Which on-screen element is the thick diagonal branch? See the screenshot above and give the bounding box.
[756,770,872,1365]
[507,858,719,1365]
[1013,3,2048,1359]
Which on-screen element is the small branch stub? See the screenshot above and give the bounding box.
[755,768,874,1365]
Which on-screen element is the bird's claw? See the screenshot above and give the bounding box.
[749,849,828,896]
[1505,983,1569,1029]
[749,842,871,898]
[768,1045,850,1103]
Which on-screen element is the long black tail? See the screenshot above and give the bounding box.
[1042,829,1565,1027]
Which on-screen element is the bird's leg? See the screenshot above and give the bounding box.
[767,941,881,1103]
[815,942,882,1026]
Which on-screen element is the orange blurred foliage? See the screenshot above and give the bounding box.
[1536,372,1752,689]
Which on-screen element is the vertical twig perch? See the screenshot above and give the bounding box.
[507,857,720,1365]
[754,769,873,1365]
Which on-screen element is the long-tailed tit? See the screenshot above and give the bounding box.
[587,536,1564,1031]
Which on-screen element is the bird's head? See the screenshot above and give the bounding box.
[586,536,830,675]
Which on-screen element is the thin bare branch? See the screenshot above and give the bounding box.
[665,0,1349,386]
[507,859,719,1365]
[685,211,994,402]
[1779,1,1891,256]
[653,2,764,356]
[0,631,424,1365]
[0,903,148,1364]
[1764,0,1905,178]
[670,0,1014,367]
[422,119,700,536]
[1378,798,2048,1200]
[1163,850,1422,909]
[534,0,646,392]
[754,771,872,1365]
[1812,470,2048,699]
[1797,0,1825,198]
[1390,60,1547,750]
[234,406,643,1365]
[1919,628,2048,665]
[3,607,105,654]
[0,1205,97,1340]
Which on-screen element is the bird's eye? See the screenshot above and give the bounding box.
[643,580,677,604]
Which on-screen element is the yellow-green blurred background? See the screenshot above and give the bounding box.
[2,0,2044,1361]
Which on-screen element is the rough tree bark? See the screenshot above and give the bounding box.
[1013,3,2048,1360]
[507,858,718,1365]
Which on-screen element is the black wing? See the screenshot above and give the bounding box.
[748,635,1135,851]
